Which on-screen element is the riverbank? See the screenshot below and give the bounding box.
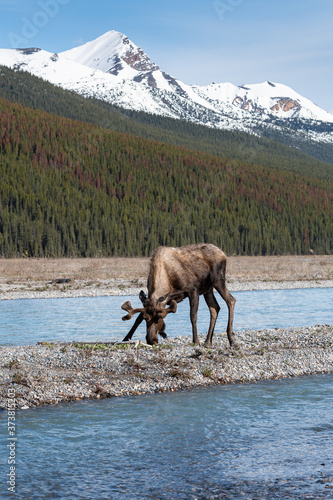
[0,279,332,300]
[0,254,332,300]
[1,325,332,410]
[1,255,332,410]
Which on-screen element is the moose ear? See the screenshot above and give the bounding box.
[139,290,147,304]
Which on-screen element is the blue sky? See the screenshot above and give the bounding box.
[0,0,332,113]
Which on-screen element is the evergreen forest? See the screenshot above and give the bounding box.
[0,97,332,257]
[1,65,333,181]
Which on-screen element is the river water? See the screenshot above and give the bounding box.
[2,375,333,499]
[1,288,333,499]
[1,287,333,345]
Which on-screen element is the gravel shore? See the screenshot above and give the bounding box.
[1,324,332,410]
[1,277,332,410]
[0,278,332,301]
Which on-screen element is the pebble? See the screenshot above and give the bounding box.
[0,324,332,410]
[0,279,332,301]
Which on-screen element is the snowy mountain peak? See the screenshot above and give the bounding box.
[60,30,159,77]
[0,30,332,147]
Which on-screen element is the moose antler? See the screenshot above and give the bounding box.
[157,300,177,318]
[121,301,145,321]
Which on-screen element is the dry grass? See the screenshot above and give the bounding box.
[228,255,333,282]
[0,255,332,285]
[0,257,149,284]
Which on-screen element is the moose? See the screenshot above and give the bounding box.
[121,243,236,347]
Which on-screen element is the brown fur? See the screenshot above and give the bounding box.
[122,244,236,346]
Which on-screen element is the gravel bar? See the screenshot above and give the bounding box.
[0,279,332,301]
[1,325,332,410]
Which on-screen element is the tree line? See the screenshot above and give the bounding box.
[1,65,332,181]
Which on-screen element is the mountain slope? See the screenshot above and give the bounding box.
[61,30,159,75]
[0,30,332,155]
[60,31,333,122]
[1,97,332,257]
[1,65,333,180]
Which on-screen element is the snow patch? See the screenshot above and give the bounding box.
[0,31,332,144]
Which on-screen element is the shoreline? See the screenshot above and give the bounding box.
[1,273,332,410]
[1,324,332,410]
[1,254,332,301]
[0,278,332,301]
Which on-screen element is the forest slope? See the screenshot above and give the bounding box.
[1,65,332,181]
[0,97,332,257]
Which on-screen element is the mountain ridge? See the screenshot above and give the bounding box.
[1,64,333,179]
[61,30,160,75]
[0,30,332,147]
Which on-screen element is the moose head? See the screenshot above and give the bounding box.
[121,290,177,345]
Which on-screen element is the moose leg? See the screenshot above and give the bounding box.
[189,291,200,345]
[122,313,144,342]
[214,279,236,347]
[203,288,220,347]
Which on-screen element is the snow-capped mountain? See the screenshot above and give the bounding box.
[0,30,332,145]
[61,30,159,76]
